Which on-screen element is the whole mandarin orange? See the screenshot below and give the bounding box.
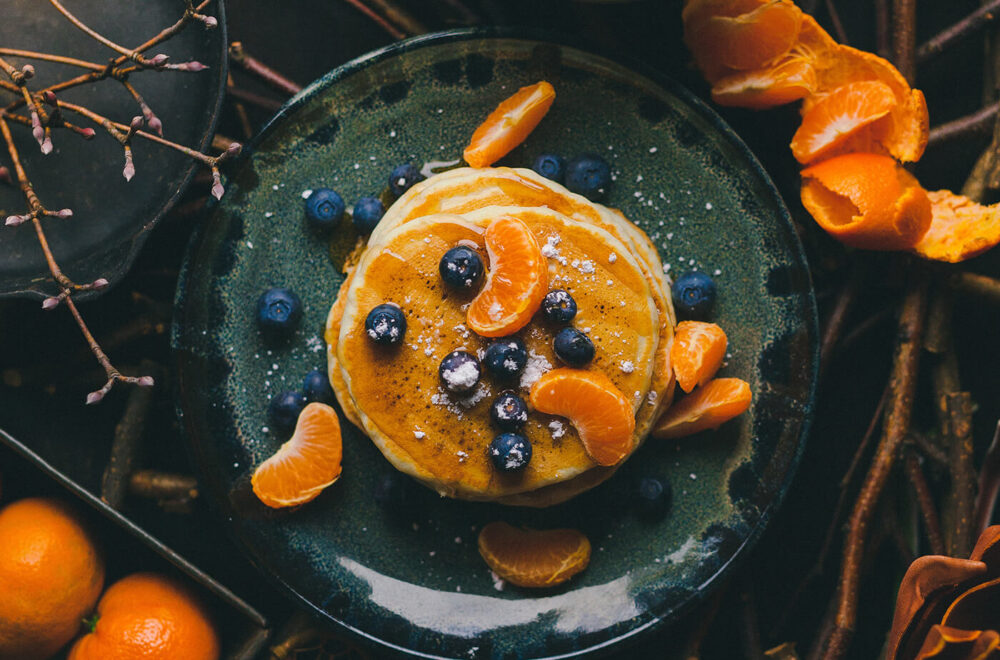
[0,497,104,660]
[68,572,220,660]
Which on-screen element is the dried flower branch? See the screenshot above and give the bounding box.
[0,0,232,402]
[228,42,302,96]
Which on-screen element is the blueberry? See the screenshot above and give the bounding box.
[553,327,595,367]
[634,476,673,519]
[268,390,306,432]
[542,289,577,324]
[489,432,532,472]
[565,153,612,201]
[671,271,717,319]
[365,303,406,345]
[256,287,302,336]
[482,338,527,379]
[438,350,481,394]
[302,368,334,404]
[304,188,345,232]
[439,246,484,289]
[352,196,385,234]
[490,390,529,430]
[532,153,566,183]
[388,163,425,196]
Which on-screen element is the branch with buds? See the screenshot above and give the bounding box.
[0,0,236,403]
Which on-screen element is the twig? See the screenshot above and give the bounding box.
[823,0,850,45]
[101,359,160,508]
[973,421,1000,535]
[367,0,428,36]
[129,470,199,501]
[819,266,860,381]
[739,576,764,660]
[908,431,949,467]
[949,270,1000,304]
[892,0,917,84]
[875,0,891,59]
[903,448,945,555]
[226,84,283,112]
[48,0,165,67]
[917,0,1000,63]
[943,392,976,557]
[820,271,927,660]
[227,74,253,140]
[341,0,407,40]
[228,42,302,97]
[0,48,104,71]
[681,584,728,659]
[928,102,1000,147]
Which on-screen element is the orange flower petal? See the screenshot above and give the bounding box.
[913,190,1000,263]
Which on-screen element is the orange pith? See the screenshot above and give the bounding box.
[251,402,343,508]
[463,81,555,168]
[653,377,752,439]
[671,321,728,394]
[477,521,591,588]
[466,216,548,337]
[914,189,1000,263]
[0,498,105,660]
[791,80,896,164]
[68,573,219,660]
[529,368,636,466]
[712,58,817,109]
[800,153,932,250]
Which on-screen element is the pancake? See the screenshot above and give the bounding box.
[335,210,659,504]
[367,166,677,421]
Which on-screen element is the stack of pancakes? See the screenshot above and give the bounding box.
[326,167,677,507]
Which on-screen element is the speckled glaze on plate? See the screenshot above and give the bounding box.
[173,30,817,659]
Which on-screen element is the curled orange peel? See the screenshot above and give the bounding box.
[914,190,1000,263]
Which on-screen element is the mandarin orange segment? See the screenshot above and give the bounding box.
[790,80,897,164]
[712,57,817,109]
[800,153,932,250]
[685,0,803,82]
[653,378,752,439]
[251,402,343,508]
[477,521,591,588]
[529,368,636,466]
[466,216,547,337]
[671,321,728,394]
[913,190,1000,263]
[463,81,555,168]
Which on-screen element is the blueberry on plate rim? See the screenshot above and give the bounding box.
[352,196,385,234]
[634,475,672,519]
[490,390,529,430]
[553,326,595,367]
[365,303,406,345]
[268,390,307,433]
[489,432,532,472]
[256,287,303,336]
[671,270,717,320]
[482,337,527,379]
[302,368,335,404]
[439,245,484,289]
[565,153,612,201]
[388,163,425,196]
[541,289,577,324]
[439,350,482,394]
[304,188,345,232]
[532,153,566,183]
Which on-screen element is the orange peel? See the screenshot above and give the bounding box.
[913,190,1000,263]
[799,153,931,250]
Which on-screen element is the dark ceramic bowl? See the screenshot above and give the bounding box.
[173,29,817,659]
[0,0,227,300]
[0,428,269,660]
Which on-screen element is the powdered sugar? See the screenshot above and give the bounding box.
[441,360,480,390]
[548,419,566,439]
[519,350,552,390]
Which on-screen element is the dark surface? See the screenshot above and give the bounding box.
[2,1,999,659]
[0,0,227,300]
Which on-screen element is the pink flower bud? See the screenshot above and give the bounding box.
[81,127,96,139]
[130,116,143,130]
[148,116,163,136]
[42,297,60,310]
[43,90,57,106]
[0,166,11,185]
[21,64,34,79]
[85,390,104,405]
[5,214,28,227]
[123,155,135,182]
[227,142,242,156]
[137,376,155,387]
[148,53,169,67]
[211,169,224,200]
[40,137,53,155]
[91,278,109,289]
[202,15,218,28]
[57,208,73,218]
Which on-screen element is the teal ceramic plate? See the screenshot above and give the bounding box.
[173,30,817,659]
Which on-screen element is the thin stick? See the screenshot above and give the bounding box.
[950,270,1000,304]
[909,432,949,467]
[875,0,891,59]
[341,0,406,40]
[917,0,1000,63]
[823,0,850,45]
[819,267,860,380]
[944,392,976,557]
[973,421,1000,535]
[228,42,302,96]
[102,359,159,508]
[226,84,284,112]
[903,449,945,555]
[892,0,917,84]
[227,74,253,140]
[0,48,104,71]
[820,272,927,660]
[367,0,428,36]
[48,0,149,62]
[928,102,1000,147]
